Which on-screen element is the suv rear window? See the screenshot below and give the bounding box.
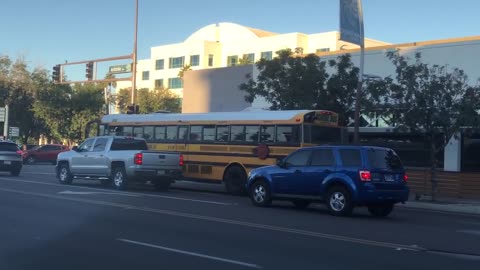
[110,139,148,151]
[368,149,403,170]
[0,143,19,152]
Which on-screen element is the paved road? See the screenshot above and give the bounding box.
[0,165,479,270]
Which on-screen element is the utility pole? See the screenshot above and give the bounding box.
[131,0,138,106]
[3,105,9,139]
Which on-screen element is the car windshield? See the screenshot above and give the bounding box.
[0,143,19,152]
[368,148,403,170]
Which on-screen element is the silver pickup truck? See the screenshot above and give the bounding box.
[56,136,183,190]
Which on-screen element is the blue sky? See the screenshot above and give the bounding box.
[1,0,478,80]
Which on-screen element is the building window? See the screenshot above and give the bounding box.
[227,55,238,67]
[169,56,185,69]
[155,59,164,70]
[261,51,272,60]
[142,71,149,80]
[168,77,183,89]
[155,79,164,88]
[243,53,255,64]
[208,54,214,67]
[190,55,200,66]
[316,48,330,53]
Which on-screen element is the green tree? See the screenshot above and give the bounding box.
[115,87,181,114]
[0,56,49,144]
[377,51,480,199]
[239,49,364,125]
[238,55,253,65]
[178,65,192,80]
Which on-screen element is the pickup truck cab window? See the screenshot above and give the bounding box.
[92,138,108,152]
[78,138,95,152]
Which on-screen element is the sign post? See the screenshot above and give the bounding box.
[339,0,364,143]
[109,64,132,74]
[8,127,19,138]
[1,105,8,139]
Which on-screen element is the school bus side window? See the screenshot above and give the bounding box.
[246,126,260,142]
[166,126,177,140]
[276,125,300,144]
[178,126,189,141]
[133,126,143,138]
[231,126,246,142]
[261,125,275,143]
[123,126,133,136]
[190,126,202,141]
[144,126,154,140]
[216,126,229,142]
[155,126,166,140]
[203,125,215,141]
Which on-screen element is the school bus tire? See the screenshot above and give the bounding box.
[224,165,247,196]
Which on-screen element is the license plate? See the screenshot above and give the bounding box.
[4,161,11,165]
[384,174,394,182]
[157,170,165,175]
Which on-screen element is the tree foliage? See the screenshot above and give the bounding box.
[369,51,480,198]
[115,87,181,114]
[239,49,364,125]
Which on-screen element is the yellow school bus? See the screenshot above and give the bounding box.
[98,110,346,194]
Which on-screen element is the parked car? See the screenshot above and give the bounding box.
[0,141,23,176]
[246,145,409,217]
[23,144,69,164]
[56,136,183,190]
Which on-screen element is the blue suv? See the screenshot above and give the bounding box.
[246,146,409,217]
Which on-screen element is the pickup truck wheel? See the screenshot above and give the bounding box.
[368,204,394,217]
[112,166,128,190]
[249,180,271,207]
[292,199,311,209]
[224,165,247,196]
[154,179,171,191]
[326,186,353,217]
[58,164,73,184]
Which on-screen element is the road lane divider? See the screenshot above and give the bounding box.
[0,186,427,252]
[117,238,262,269]
[0,177,233,206]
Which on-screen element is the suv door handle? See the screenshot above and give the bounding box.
[323,169,332,173]
[294,169,302,174]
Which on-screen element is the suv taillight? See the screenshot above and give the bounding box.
[179,154,184,166]
[16,150,23,155]
[134,153,143,165]
[403,174,408,182]
[359,170,371,182]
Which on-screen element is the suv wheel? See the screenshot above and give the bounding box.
[368,204,394,217]
[326,186,354,216]
[112,166,128,190]
[249,180,271,207]
[58,164,73,184]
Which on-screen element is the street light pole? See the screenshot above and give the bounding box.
[131,0,138,105]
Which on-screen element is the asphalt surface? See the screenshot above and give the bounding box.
[0,164,480,270]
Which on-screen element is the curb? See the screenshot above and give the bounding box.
[398,202,480,216]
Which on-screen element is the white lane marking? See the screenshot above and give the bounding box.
[58,190,140,197]
[117,238,262,269]
[0,187,424,252]
[0,177,233,206]
[457,230,480,236]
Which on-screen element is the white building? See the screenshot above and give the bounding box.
[116,22,389,97]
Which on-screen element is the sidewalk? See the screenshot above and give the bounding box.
[398,195,480,215]
[171,181,480,216]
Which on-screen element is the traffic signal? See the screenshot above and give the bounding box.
[126,104,139,114]
[52,65,61,83]
[86,62,94,81]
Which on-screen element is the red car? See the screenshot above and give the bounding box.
[23,144,69,164]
